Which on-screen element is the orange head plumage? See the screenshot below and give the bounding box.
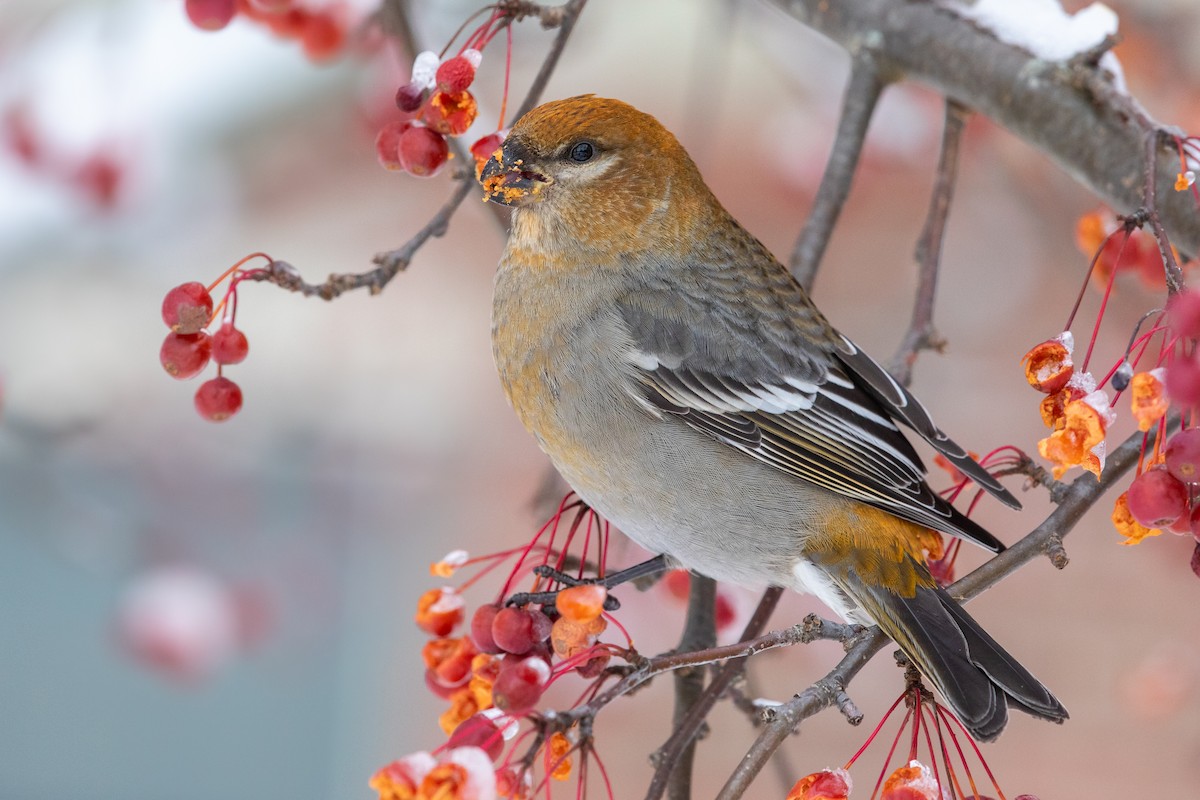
[479,95,719,256]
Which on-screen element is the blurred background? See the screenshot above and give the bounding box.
[2,0,1199,798]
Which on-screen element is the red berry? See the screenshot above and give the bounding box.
[663,569,690,600]
[1191,542,1200,580]
[195,377,243,422]
[375,121,411,171]
[1167,355,1200,407]
[491,655,550,715]
[300,10,344,62]
[1168,290,1200,340]
[491,607,535,655]
[160,332,212,380]
[469,132,504,167]
[447,714,504,761]
[470,604,502,654]
[211,323,249,365]
[186,0,237,31]
[395,81,427,113]
[1165,428,1200,484]
[1126,468,1189,528]
[162,282,213,334]
[436,56,476,94]
[715,591,736,631]
[397,126,449,177]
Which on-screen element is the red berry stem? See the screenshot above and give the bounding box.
[1081,230,1131,373]
[1064,226,1128,333]
[499,22,513,129]
[439,4,494,59]
[206,251,273,296]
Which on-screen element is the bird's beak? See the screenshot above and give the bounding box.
[479,139,552,207]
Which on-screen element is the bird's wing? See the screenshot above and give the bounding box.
[615,262,1015,551]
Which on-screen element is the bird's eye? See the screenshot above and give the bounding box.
[568,141,595,162]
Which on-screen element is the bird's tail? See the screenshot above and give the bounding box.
[844,576,1068,742]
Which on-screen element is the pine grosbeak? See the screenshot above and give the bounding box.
[480,95,1066,741]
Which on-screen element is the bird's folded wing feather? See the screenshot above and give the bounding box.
[615,263,1014,549]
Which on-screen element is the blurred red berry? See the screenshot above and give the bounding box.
[375,121,411,171]
[469,132,504,171]
[1126,468,1189,528]
[415,588,465,637]
[195,376,243,421]
[300,10,345,61]
[398,126,449,177]
[162,282,214,334]
[160,332,212,379]
[1166,356,1200,407]
[186,0,237,31]
[447,714,504,761]
[211,323,249,365]
[1168,290,1200,340]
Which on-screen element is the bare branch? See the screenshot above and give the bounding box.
[790,53,887,291]
[769,0,1200,256]
[888,100,970,384]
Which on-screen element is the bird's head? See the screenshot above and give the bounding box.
[479,96,713,248]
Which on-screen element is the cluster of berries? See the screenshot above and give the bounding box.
[375,6,513,179]
[160,255,270,422]
[3,105,124,211]
[373,496,629,799]
[184,0,348,62]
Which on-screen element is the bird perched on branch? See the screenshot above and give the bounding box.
[480,95,1067,741]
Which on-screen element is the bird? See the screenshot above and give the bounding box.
[479,94,1067,742]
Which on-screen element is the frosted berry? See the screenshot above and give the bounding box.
[160,332,212,380]
[491,655,550,715]
[1165,428,1200,484]
[1168,290,1200,340]
[436,56,476,94]
[186,0,237,31]
[162,282,213,334]
[211,323,249,365]
[398,126,449,177]
[395,82,427,113]
[195,376,243,422]
[1022,338,1073,394]
[1126,468,1189,528]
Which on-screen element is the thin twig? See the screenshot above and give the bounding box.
[1142,129,1187,294]
[790,53,888,291]
[662,576,717,800]
[889,100,970,385]
[644,588,784,800]
[252,0,589,301]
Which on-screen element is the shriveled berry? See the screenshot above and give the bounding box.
[1165,428,1200,484]
[211,323,249,365]
[395,81,427,113]
[398,125,449,177]
[491,655,550,715]
[162,282,213,334]
[161,332,212,379]
[415,588,464,637]
[195,376,243,422]
[1126,468,1189,528]
[1022,338,1073,394]
[186,0,237,31]
[436,56,476,94]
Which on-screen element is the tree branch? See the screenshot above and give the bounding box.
[769,0,1200,256]
[790,53,887,291]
